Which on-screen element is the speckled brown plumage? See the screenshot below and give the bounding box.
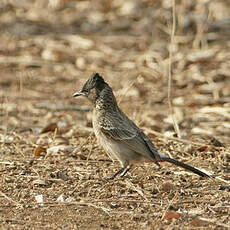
[73,73,210,180]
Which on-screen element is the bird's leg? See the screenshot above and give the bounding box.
[101,167,126,181]
[101,161,129,181]
[120,166,130,177]
[120,162,134,177]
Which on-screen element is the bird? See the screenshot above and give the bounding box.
[73,73,210,180]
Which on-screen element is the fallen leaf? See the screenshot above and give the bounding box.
[65,197,76,203]
[41,49,62,61]
[191,127,213,136]
[35,194,44,207]
[0,134,14,144]
[197,145,208,152]
[161,182,175,192]
[41,123,58,133]
[187,49,216,62]
[34,146,46,157]
[47,145,73,154]
[53,136,69,145]
[63,35,94,49]
[36,134,50,145]
[191,217,211,227]
[164,211,181,220]
[32,179,47,186]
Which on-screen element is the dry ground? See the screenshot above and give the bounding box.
[0,0,230,229]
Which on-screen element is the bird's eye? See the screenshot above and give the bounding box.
[92,73,99,81]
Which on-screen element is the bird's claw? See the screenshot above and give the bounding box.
[99,176,115,182]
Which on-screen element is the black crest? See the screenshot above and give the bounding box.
[82,73,105,92]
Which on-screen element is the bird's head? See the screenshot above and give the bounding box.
[73,73,107,103]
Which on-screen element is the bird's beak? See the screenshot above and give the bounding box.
[73,91,85,97]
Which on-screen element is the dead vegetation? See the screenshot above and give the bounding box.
[0,0,230,229]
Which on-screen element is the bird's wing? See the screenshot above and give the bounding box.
[98,113,137,140]
[98,112,161,164]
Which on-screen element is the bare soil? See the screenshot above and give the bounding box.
[0,1,230,229]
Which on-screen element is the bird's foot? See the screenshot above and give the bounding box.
[99,165,129,181]
[100,175,116,182]
[120,167,130,177]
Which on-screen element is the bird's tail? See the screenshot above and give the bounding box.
[158,153,210,177]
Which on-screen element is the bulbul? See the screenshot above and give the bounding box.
[73,73,210,180]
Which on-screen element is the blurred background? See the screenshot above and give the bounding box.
[0,0,229,141]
